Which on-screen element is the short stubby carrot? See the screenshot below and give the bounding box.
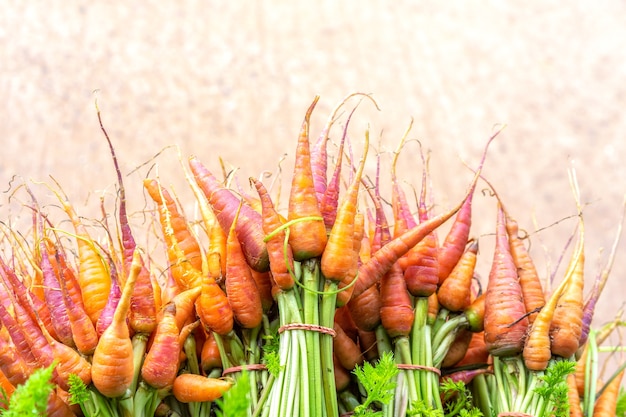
[287,96,328,260]
[172,373,233,403]
[347,284,382,332]
[483,204,529,356]
[91,249,142,398]
[141,302,180,389]
[379,262,415,338]
[195,256,233,335]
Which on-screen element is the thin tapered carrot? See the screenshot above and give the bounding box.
[0,255,58,345]
[567,373,583,417]
[336,211,365,307]
[390,119,418,240]
[0,369,15,403]
[55,250,99,356]
[47,179,112,326]
[437,240,478,313]
[353,128,499,299]
[38,239,73,347]
[225,201,263,329]
[43,238,85,322]
[195,253,233,336]
[333,321,364,371]
[172,373,233,403]
[310,92,378,205]
[358,328,379,362]
[0,289,39,369]
[483,203,529,356]
[287,95,328,260]
[0,330,31,386]
[334,305,359,342]
[379,262,415,338]
[165,285,202,331]
[189,156,269,272]
[593,369,624,417]
[144,178,203,290]
[91,249,142,398]
[321,126,369,283]
[95,251,122,337]
[251,177,295,291]
[141,302,180,389]
[318,103,358,230]
[251,268,274,312]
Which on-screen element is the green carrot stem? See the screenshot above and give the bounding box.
[321,280,339,417]
[302,259,322,416]
[130,332,149,394]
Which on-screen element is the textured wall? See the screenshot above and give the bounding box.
[3,1,626,369]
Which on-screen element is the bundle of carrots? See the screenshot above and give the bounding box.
[0,94,624,417]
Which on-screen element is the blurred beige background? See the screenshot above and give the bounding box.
[2,2,626,368]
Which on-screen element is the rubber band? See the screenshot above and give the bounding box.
[278,323,337,337]
[222,364,268,376]
[396,364,442,375]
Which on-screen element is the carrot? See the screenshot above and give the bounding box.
[225,201,263,329]
[251,268,274,312]
[441,368,490,385]
[567,373,583,417]
[318,103,357,230]
[333,321,364,371]
[310,92,378,205]
[347,284,382,332]
[189,156,269,272]
[379,262,415,338]
[483,203,529,356]
[0,330,31,386]
[437,239,478,313]
[333,354,352,393]
[49,180,111,326]
[144,178,203,290]
[91,249,142,398]
[46,389,77,417]
[200,331,223,374]
[390,119,418,240]
[335,211,365,307]
[195,253,233,335]
[251,177,295,291]
[0,289,39,369]
[55,250,99,356]
[358,329,379,362]
[441,327,473,368]
[286,96,328,260]
[141,302,180,389]
[172,373,233,403]
[455,331,489,367]
[98,108,158,334]
[166,285,202,331]
[0,369,15,403]
[95,251,122,337]
[464,293,486,333]
[352,128,499,299]
[321,124,368,284]
[593,370,624,417]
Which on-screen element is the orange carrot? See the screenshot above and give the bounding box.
[189,156,269,272]
[225,202,263,329]
[166,285,202,331]
[250,268,274,312]
[352,129,499,299]
[144,178,203,290]
[195,253,233,336]
[141,302,180,389]
[335,211,365,307]
[200,331,223,374]
[358,329,379,362]
[0,369,15,403]
[251,177,295,291]
[321,125,368,283]
[483,203,529,356]
[0,330,30,386]
[455,331,489,367]
[91,249,142,398]
[347,284,382,332]
[333,354,352,393]
[172,373,233,403]
[593,370,624,417]
[567,373,583,417]
[379,262,415,338]
[437,240,478,312]
[287,96,328,260]
[50,182,111,326]
[333,321,364,371]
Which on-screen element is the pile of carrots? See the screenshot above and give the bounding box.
[0,94,624,417]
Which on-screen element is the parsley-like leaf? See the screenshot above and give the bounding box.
[352,351,398,417]
[533,359,576,417]
[616,388,626,417]
[0,363,55,417]
[215,371,252,417]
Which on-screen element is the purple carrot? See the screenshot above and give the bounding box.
[442,368,491,385]
[319,103,358,229]
[189,156,269,272]
[95,252,123,337]
[0,282,38,368]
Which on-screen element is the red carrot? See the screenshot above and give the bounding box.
[141,302,181,389]
[483,203,529,356]
[379,262,415,338]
